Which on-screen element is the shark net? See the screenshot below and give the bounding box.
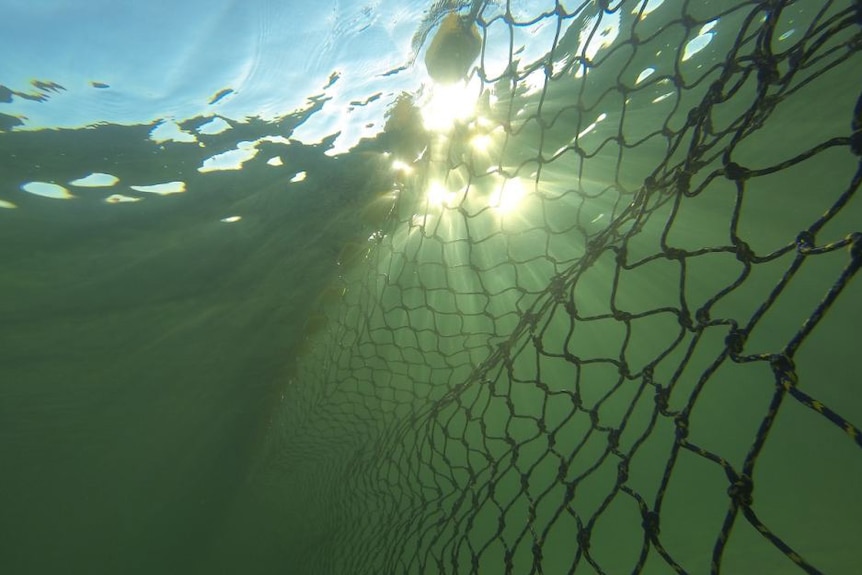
[263,1,862,573]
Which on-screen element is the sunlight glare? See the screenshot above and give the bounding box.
[471,133,492,153]
[130,181,186,195]
[426,181,456,208]
[392,159,413,174]
[489,178,527,215]
[21,181,73,199]
[578,113,608,139]
[421,83,478,133]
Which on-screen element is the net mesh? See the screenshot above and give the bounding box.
[262,1,862,573]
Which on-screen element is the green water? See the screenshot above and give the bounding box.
[0,117,407,571]
[2,1,862,574]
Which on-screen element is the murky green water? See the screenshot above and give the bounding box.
[2,1,861,574]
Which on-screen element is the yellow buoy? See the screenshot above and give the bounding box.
[424,13,481,84]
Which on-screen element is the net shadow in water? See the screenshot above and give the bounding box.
[0,1,860,574]
[259,1,862,574]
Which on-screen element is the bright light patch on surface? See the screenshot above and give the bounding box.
[489,178,527,214]
[69,172,119,187]
[421,83,478,132]
[633,0,665,18]
[521,69,546,97]
[574,11,620,78]
[220,216,242,223]
[779,29,795,42]
[197,117,231,135]
[0,199,17,209]
[682,21,718,62]
[653,91,674,104]
[150,120,197,144]
[267,156,283,166]
[21,181,73,199]
[701,20,718,34]
[551,54,571,76]
[105,194,141,204]
[578,113,607,139]
[635,68,655,85]
[130,181,186,195]
[290,171,307,183]
[199,141,259,173]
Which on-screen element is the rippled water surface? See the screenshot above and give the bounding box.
[2,1,861,574]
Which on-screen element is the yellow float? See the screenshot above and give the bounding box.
[424,12,481,84]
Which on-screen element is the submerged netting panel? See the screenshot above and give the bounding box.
[264,1,862,573]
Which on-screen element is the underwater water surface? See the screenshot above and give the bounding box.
[1,1,861,574]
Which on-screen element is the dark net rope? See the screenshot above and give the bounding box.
[263,1,862,573]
